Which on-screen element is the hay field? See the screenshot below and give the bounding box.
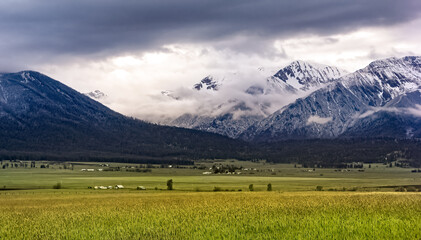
[0,191,420,239]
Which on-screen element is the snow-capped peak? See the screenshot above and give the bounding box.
[246,61,347,96]
[272,60,348,91]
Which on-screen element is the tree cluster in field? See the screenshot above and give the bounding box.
[210,164,242,174]
[167,179,173,190]
[0,160,75,170]
[0,160,37,169]
[395,186,420,192]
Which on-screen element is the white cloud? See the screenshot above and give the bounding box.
[33,18,421,122]
[407,104,421,117]
[274,18,421,72]
[307,115,333,125]
[356,105,421,120]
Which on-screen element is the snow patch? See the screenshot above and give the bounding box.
[20,72,36,83]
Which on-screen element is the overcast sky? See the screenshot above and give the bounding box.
[1,0,421,120]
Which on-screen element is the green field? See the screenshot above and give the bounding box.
[0,160,420,192]
[1,160,421,239]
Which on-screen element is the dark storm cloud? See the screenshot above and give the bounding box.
[0,0,420,70]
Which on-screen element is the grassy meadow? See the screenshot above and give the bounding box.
[0,191,420,239]
[1,160,421,239]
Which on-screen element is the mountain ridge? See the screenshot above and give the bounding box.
[240,56,421,142]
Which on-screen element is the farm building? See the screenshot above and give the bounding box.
[115,185,124,189]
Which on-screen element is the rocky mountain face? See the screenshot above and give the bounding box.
[193,76,221,91]
[241,56,421,142]
[168,61,348,138]
[0,71,252,161]
[172,112,265,139]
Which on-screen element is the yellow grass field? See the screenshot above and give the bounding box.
[0,191,420,239]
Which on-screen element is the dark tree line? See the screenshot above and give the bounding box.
[253,138,421,167]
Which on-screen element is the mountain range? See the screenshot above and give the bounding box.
[159,56,421,142]
[1,56,420,166]
[241,56,421,141]
[168,61,348,138]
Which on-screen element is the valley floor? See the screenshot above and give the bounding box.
[1,160,420,192]
[1,160,420,239]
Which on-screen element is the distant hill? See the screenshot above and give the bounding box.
[0,71,253,163]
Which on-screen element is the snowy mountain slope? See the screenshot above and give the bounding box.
[342,90,421,138]
[172,112,265,138]
[241,56,421,142]
[168,61,347,138]
[0,71,120,122]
